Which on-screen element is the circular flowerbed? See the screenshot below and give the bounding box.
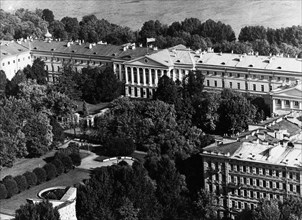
[38,186,68,200]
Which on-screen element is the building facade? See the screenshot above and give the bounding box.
[0,40,32,80]
[6,38,301,114]
[201,114,302,218]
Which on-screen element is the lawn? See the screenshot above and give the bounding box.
[0,169,90,215]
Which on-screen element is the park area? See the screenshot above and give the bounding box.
[0,140,146,219]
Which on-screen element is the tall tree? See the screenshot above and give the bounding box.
[42,9,55,23]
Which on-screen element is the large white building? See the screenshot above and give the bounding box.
[0,40,32,80]
[5,37,301,114]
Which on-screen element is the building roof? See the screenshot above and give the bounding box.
[0,40,30,60]
[195,52,302,74]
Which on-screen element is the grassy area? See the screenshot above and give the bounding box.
[0,169,90,215]
[0,150,56,179]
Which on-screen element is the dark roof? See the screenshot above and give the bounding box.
[203,141,241,155]
[115,47,158,60]
[267,119,301,136]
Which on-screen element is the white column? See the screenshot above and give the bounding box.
[149,68,152,86]
[143,68,146,86]
[281,100,285,109]
[119,64,122,81]
[272,99,276,113]
[125,67,128,84]
[290,101,294,109]
[155,70,158,86]
[299,102,302,110]
[113,63,117,74]
[131,67,134,84]
[137,68,140,85]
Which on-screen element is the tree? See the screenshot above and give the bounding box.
[49,20,68,40]
[23,58,48,84]
[43,163,57,180]
[216,89,257,135]
[103,137,135,156]
[153,75,180,106]
[5,70,26,97]
[33,167,47,184]
[117,198,140,220]
[14,175,28,192]
[0,183,8,199]
[15,200,60,220]
[23,171,37,187]
[61,17,80,40]
[2,176,19,197]
[0,70,7,95]
[193,189,218,220]
[238,26,267,42]
[144,156,187,219]
[42,9,55,23]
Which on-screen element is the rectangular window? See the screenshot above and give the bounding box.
[270,86,272,91]
[207,80,210,86]
[207,71,209,75]
[237,73,240,78]
[261,85,264,92]
[2,63,4,66]
[13,60,15,63]
[245,74,248,79]
[230,82,233,88]
[253,84,256,91]
[222,72,225,77]
[278,77,281,81]
[8,61,10,65]
[237,83,240,89]
[222,81,225,88]
[28,56,30,59]
[214,72,217,76]
[261,75,264,80]
[214,81,217,87]
[229,73,232,77]
[18,59,20,62]
[286,78,289,82]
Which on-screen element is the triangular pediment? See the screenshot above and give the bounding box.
[272,85,302,98]
[125,56,170,68]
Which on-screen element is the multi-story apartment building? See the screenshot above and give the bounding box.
[201,114,302,218]
[4,35,300,114]
[0,40,32,80]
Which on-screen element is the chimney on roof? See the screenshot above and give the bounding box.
[231,50,233,54]
[89,44,92,49]
[153,46,158,51]
[255,51,259,57]
[139,43,142,47]
[67,42,71,47]
[219,51,222,56]
[295,55,298,59]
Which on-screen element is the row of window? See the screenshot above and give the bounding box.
[230,164,300,180]
[35,56,108,66]
[204,71,291,82]
[276,99,300,107]
[206,80,270,92]
[127,86,155,99]
[229,176,300,192]
[2,56,30,66]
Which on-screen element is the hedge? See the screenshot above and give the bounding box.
[58,142,80,156]
[33,168,47,184]
[70,153,81,166]
[3,176,19,197]
[55,153,73,172]
[23,172,37,187]
[51,159,64,176]
[14,175,28,192]
[0,183,8,199]
[43,163,57,180]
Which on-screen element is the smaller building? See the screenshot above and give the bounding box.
[0,40,32,80]
[200,113,302,219]
[270,81,302,115]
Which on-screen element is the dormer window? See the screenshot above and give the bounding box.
[198,60,203,63]
[249,64,253,67]
[34,47,37,49]
[144,58,148,63]
[176,60,180,63]
[221,62,225,65]
[277,66,282,69]
[93,52,97,55]
[72,50,75,53]
[51,48,55,51]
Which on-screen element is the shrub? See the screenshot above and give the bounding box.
[43,163,57,180]
[14,175,28,192]
[0,183,8,199]
[15,200,60,220]
[51,159,64,176]
[55,153,73,172]
[104,138,135,156]
[58,142,80,156]
[33,168,46,184]
[3,176,19,197]
[70,153,81,166]
[23,172,37,187]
